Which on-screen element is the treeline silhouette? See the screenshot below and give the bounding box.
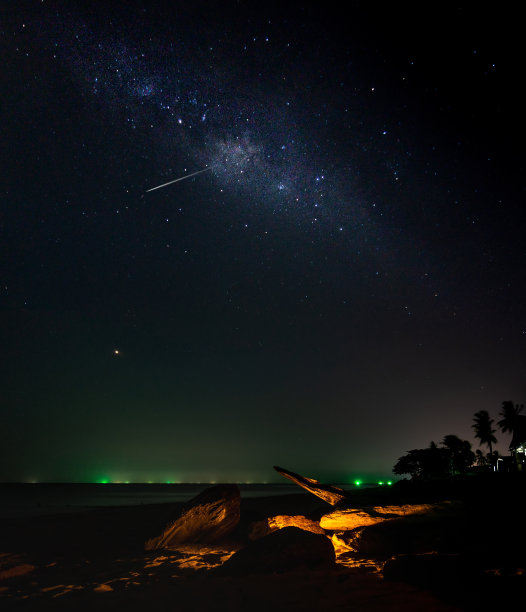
[393,400,525,479]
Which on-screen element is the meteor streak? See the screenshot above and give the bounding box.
[146,167,210,192]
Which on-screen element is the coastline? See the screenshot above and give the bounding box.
[1,478,525,610]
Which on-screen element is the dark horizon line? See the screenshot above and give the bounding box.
[0,480,394,486]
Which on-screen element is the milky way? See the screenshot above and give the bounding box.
[51,8,401,244]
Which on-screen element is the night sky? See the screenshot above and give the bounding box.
[1,1,524,483]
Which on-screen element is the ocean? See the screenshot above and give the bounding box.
[0,482,360,519]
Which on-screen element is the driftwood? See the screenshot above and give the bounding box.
[273,465,347,506]
[274,466,458,533]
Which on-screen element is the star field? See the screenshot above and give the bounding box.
[0,1,524,483]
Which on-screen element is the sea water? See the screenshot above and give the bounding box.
[0,482,360,519]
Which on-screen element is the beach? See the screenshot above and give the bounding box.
[1,477,524,611]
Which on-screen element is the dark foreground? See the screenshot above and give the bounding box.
[1,474,525,611]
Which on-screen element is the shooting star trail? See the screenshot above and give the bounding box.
[146,167,211,193]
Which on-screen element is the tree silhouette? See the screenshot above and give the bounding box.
[498,401,526,469]
[475,449,491,467]
[472,410,497,456]
[393,449,422,478]
[498,401,524,434]
[442,434,475,474]
[393,446,449,479]
[393,439,470,479]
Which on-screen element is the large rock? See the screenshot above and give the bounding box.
[273,465,347,506]
[144,484,240,550]
[320,504,436,530]
[218,526,335,575]
[356,502,465,560]
[248,515,325,540]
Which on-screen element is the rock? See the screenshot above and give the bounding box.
[248,515,325,540]
[330,533,355,554]
[0,564,35,580]
[372,504,436,516]
[273,466,347,506]
[320,504,436,531]
[144,484,240,550]
[218,526,335,575]
[320,509,386,530]
[93,583,114,593]
[356,502,465,560]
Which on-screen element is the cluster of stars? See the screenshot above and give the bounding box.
[6,3,519,336]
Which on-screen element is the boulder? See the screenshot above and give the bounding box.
[320,504,436,531]
[248,514,325,540]
[356,502,465,560]
[273,465,347,506]
[145,484,240,550]
[218,526,335,575]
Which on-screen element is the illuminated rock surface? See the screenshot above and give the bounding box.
[330,532,356,555]
[218,526,335,575]
[145,484,240,550]
[248,514,325,540]
[320,504,436,530]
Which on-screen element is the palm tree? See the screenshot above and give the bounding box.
[497,401,524,434]
[472,410,497,455]
[498,401,526,468]
[475,449,490,467]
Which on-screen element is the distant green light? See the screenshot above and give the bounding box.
[98,478,109,484]
[378,481,384,485]
[387,481,393,485]
[354,479,362,486]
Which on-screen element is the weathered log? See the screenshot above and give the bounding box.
[273,465,347,506]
